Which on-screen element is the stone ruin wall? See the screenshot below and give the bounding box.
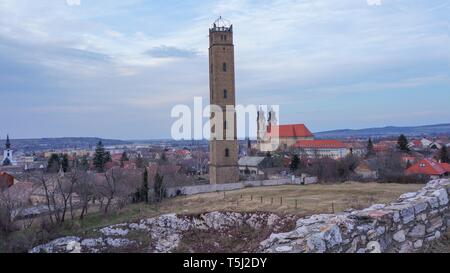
[259,179,450,253]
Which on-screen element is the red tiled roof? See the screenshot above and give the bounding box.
[0,172,15,188]
[412,140,422,146]
[406,159,448,176]
[442,163,450,172]
[268,124,313,138]
[176,149,190,156]
[294,140,346,149]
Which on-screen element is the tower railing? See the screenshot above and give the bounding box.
[209,25,233,32]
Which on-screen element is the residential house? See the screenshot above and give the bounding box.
[420,138,433,148]
[238,156,273,175]
[0,172,18,189]
[429,141,443,150]
[408,140,424,151]
[405,158,450,179]
[354,160,379,180]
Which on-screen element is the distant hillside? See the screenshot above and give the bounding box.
[0,137,131,152]
[314,124,450,139]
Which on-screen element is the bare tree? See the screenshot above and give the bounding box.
[37,170,77,224]
[191,150,208,175]
[74,172,95,220]
[97,167,141,214]
[0,183,33,234]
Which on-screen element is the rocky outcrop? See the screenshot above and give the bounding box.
[30,179,450,253]
[29,212,295,253]
[259,179,450,253]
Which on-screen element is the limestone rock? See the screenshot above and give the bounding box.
[393,230,406,243]
[432,189,448,206]
[306,234,326,253]
[100,227,129,237]
[413,240,423,249]
[408,224,425,238]
[275,246,293,253]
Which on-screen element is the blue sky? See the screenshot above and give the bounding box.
[0,0,449,139]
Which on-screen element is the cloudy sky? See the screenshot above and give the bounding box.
[0,0,448,140]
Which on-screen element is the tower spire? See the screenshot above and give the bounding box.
[5,134,10,149]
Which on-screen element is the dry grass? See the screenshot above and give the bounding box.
[154,182,423,217]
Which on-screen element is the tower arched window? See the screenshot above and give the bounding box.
[225,148,230,157]
[222,63,227,72]
[223,89,228,99]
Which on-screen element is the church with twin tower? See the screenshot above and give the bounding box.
[208,17,240,184]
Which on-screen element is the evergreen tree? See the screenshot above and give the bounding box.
[93,141,108,172]
[120,151,129,167]
[154,173,166,202]
[80,155,89,171]
[160,152,167,162]
[47,153,61,173]
[439,146,449,163]
[366,138,375,157]
[61,154,69,172]
[141,168,149,203]
[397,134,410,152]
[105,151,112,163]
[290,154,300,172]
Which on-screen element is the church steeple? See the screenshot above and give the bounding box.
[3,134,13,166]
[5,135,10,149]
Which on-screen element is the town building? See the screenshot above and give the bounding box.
[257,107,314,152]
[208,17,239,184]
[238,156,274,176]
[294,140,349,159]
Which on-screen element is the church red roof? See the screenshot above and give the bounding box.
[294,140,346,149]
[268,124,313,138]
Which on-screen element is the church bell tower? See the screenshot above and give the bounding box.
[209,17,240,184]
[2,135,13,166]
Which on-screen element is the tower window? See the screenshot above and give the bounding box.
[224,35,227,41]
[210,64,213,73]
[225,148,230,157]
[223,89,228,99]
[224,120,227,130]
[222,63,227,72]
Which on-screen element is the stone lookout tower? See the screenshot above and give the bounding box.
[208,17,239,184]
